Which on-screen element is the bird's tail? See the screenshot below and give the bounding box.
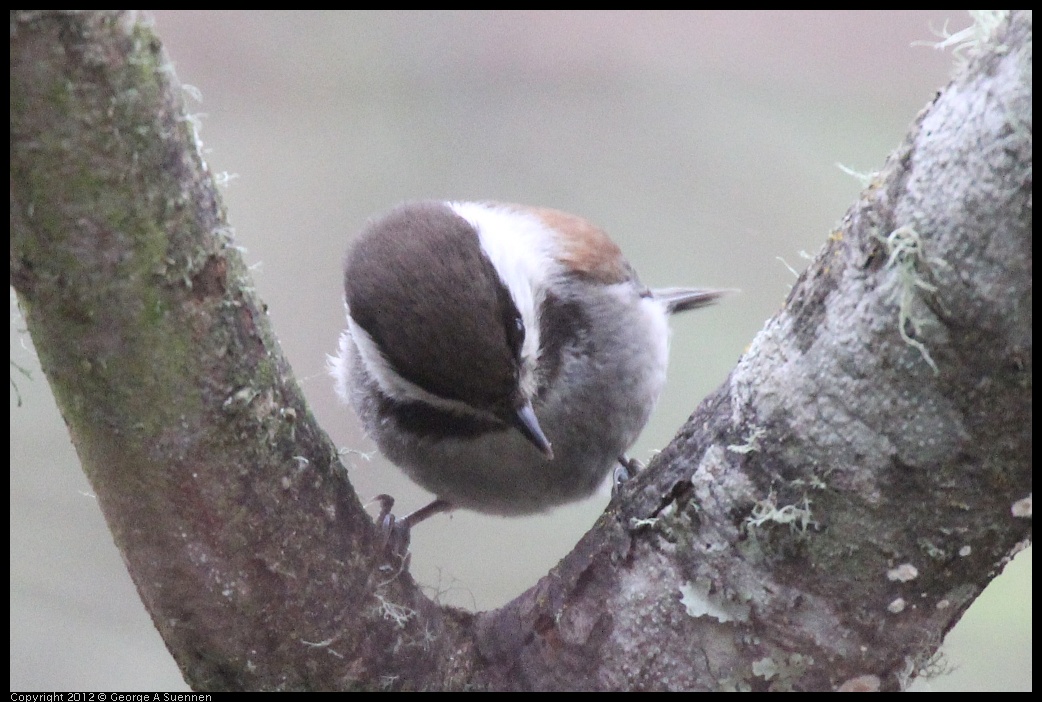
[652,287,736,315]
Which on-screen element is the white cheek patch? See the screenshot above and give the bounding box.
[327,310,399,405]
[447,202,559,399]
[338,310,493,420]
[345,315,398,397]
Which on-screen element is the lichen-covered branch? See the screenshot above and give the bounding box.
[472,10,1031,692]
[11,10,451,691]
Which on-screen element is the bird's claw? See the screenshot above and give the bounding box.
[612,455,645,496]
[372,494,412,563]
[371,495,454,566]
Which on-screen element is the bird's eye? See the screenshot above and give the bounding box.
[507,313,525,353]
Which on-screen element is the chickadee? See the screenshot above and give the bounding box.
[331,201,725,531]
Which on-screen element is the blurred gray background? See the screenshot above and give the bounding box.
[10,11,1030,691]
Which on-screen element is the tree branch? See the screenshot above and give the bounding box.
[11,10,1030,691]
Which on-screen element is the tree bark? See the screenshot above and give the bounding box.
[10,10,1031,691]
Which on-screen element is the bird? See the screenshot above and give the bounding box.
[330,200,726,539]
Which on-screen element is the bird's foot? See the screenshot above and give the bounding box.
[371,495,453,566]
[612,455,646,496]
[372,494,412,559]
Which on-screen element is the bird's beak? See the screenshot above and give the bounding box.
[512,402,554,460]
